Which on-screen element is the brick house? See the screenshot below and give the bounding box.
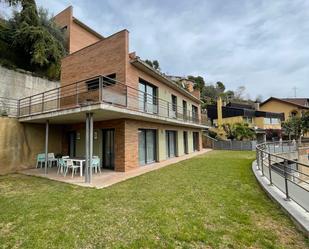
[17,6,208,182]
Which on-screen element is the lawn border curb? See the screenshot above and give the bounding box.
[252,160,309,238]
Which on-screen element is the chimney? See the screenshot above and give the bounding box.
[254,102,260,110]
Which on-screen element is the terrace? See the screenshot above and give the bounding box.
[17,75,209,128]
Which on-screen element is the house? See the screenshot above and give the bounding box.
[260,97,309,120]
[206,98,284,141]
[15,6,208,182]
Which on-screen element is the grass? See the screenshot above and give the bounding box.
[0,151,308,249]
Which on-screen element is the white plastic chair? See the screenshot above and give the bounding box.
[91,156,101,174]
[36,154,45,168]
[64,159,80,178]
[48,153,58,167]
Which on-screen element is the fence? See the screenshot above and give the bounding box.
[202,135,256,151]
[0,97,18,117]
[256,141,309,212]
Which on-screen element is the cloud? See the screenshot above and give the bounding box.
[1,0,309,99]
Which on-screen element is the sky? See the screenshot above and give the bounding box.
[1,0,309,100]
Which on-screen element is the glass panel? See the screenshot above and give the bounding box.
[146,130,155,163]
[138,130,145,165]
[139,83,145,112]
[166,131,169,158]
[146,85,154,113]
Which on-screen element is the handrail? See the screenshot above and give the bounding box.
[256,141,309,212]
[17,75,209,126]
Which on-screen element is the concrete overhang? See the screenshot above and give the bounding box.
[18,103,209,129]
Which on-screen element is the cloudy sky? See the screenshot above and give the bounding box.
[1,0,309,100]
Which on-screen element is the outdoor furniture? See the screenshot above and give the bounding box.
[63,159,80,178]
[91,156,101,173]
[48,153,58,167]
[36,154,46,168]
[71,158,86,177]
[57,158,67,175]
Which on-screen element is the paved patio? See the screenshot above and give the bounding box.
[20,149,211,188]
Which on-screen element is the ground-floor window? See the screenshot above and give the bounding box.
[166,130,177,158]
[138,129,157,166]
[193,132,199,151]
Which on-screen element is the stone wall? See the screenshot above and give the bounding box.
[0,117,63,175]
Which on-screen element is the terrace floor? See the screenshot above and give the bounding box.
[20,149,211,188]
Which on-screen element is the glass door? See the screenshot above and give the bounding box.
[68,131,76,157]
[102,129,115,170]
[166,130,177,158]
[138,129,157,165]
[183,131,188,154]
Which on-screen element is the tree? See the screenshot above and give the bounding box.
[216,81,225,93]
[1,0,66,79]
[145,59,160,70]
[187,75,205,91]
[282,116,302,140]
[222,122,255,141]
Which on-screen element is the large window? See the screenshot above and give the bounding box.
[166,130,177,158]
[139,78,158,114]
[138,129,157,165]
[86,73,116,91]
[193,132,199,151]
[171,95,177,118]
[264,117,280,125]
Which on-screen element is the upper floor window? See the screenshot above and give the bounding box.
[264,117,280,125]
[243,117,253,124]
[86,73,116,91]
[183,100,187,116]
[138,78,158,114]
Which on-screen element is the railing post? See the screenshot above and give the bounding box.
[76,83,79,106]
[17,99,20,117]
[99,76,103,102]
[29,96,31,115]
[42,93,44,113]
[268,153,272,185]
[261,150,264,176]
[284,159,290,200]
[125,85,128,107]
[167,102,170,117]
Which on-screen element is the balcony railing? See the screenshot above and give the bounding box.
[18,75,209,126]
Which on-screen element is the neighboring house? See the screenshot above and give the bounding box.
[14,6,208,180]
[260,97,309,120]
[206,99,284,141]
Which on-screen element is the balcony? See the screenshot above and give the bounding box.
[17,75,209,127]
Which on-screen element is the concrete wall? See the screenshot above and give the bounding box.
[0,117,63,175]
[0,66,60,100]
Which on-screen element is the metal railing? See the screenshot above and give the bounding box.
[256,141,309,212]
[0,97,18,117]
[18,75,209,125]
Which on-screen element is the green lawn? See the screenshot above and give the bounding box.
[0,151,308,249]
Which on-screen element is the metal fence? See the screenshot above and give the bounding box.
[202,135,256,151]
[18,75,210,126]
[0,97,18,117]
[256,141,309,212]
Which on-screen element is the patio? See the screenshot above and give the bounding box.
[20,149,211,188]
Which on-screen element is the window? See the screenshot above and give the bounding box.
[243,117,253,124]
[138,129,157,165]
[86,73,116,91]
[170,95,177,118]
[138,78,158,114]
[193,132,199,151]
[166,130,177,158]
[183,100,187,119]
[192,105,198,121]
[183,131,188,154]
[264,117,280,125]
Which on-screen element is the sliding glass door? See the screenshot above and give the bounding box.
[138,78,158,114]
[102,129,115,170]
[166,130,177,158]
[193,132,199,151]
[138,129,157,166]
[67,131,76,157]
